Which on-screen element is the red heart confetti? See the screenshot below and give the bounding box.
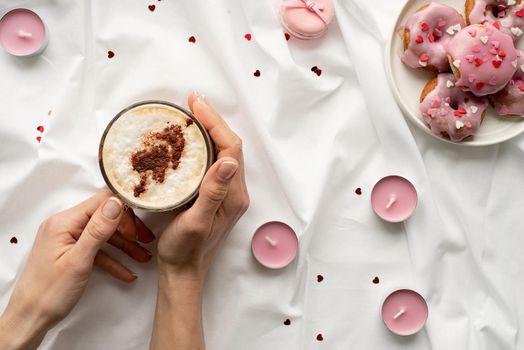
[415,35,424,44]
[36,136,42,143]
[492,60,502,68]
[421,22,429,32]
[188,36,196,43]
[244,33,252,41]
[311,66,322,76]
[476,81,485,90]
[317,274,324,283]
[253,69,261,77]
[516,9,524,17]
[355,187,362,195]
[316,334,324,341]
[372,276,380,284]
[36,125,44,133]
[519,85,524,92]
[107,50,115,59]
[148,4,156,12]
[283,319,291,326]
[454,107,467,117]
[10,236,18,244]
[285,33,291,41]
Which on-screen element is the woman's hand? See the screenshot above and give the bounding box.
[151,93,249,350]
[0,190,155,350]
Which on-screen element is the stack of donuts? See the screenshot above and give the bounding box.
[401,1,524,142]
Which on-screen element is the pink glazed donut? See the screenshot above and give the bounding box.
[420,73,489,142]
[280,0,335,40]
[401,2,466,72]
[491,49,524,115]
[466,0,524,43]
[446,24,518,96]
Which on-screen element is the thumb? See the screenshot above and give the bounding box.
[71,197,124,262]
[189,157,238,223]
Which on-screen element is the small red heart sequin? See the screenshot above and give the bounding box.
[10,237,18,244]
[474,58,483,67]
[415,35,424,44]
[244,33,252,41]
[476,81,485,90]
[253,69,261,77]
[36,125,44,133]
[355,187,362,195]
[285,33,291,41]
[283,319,291,326]
[372,276,380,284]
[498,50,506,58]
[107,50,115,59]
[188,36,196,43]
[421,22,429,32]
[316,334,324,341]
[419,53,429,62]
[454,107,467,117]
[316,274,324,283]
[36,136,42,143]
[148,4,156,11]
[492,60,502,68]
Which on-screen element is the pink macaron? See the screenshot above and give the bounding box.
[280,0,335,40]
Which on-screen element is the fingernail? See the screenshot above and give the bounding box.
[196,94,206,105]
[131,272,138,280]
[102,197,123,220]
[217,161,238,180]
[145,248,153,257]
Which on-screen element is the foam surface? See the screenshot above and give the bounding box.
[102,104,207,209]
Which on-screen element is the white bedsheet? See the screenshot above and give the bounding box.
[1,0,524,349]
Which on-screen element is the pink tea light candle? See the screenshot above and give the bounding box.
[381,289,428,336]
[0,9,48,57]
[371,175,418,223]
[251,221,298,269]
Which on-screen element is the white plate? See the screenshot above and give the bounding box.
[385,0,524,146]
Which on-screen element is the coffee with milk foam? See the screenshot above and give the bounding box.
[100,102,209,210]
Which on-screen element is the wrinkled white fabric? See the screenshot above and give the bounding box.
[1,0,523,349]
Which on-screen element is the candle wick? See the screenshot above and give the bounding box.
[393,307,405,320]
[265,235,277,247]
[18,30,33,38]
[386,194,397,209]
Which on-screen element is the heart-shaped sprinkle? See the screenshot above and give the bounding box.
[456,120,464,129]
[476,81,485,90]
[468,74,477,83]
[498,50,506,58]
[253,69,261,77]
[516,9,524,17]
[512,59,518,68]
[415,35,423,44]
[468,28,477,37]
[316,334,324,341]
[465,121,472,128]
[440,108,449,116]
[244,33,252,41]
[470,106,479,114]
[454,107,467,117]
[453,59,461,68]
[419,53,429,62]
[433,28,442,37]
[421,22,429,32]
[372,276,380,284]
[511,27,523,37]
[446,26,456,35]
[148,4,156,11]
[285,33,291,41]
[446,80,455,88]
[428,108,437,118]
[492,60,502,68]
[465,54,475,63]
[107,50,115,59]
[36,136,42,143]
[437,19,447,28]
[480,36,489,44]
[284,319,291,326]
[317,274,324,282]
[519,85,524,92]
[474,58,483,67]
[453,24,461,31]
[472,44,482,53]
[10,236,17,244]
[489,48,499,55]
[430,96,441,108]
[188,36,196,43]
[489,76,498,85]
[355,187,362,195]
[36,125,44,132]
[491,41,500,49]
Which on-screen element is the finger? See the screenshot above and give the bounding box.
[61,189,114,226]
[188,93,243,156]
[94,250,137,283]
[71,197,124,262]
[134,216,156,243]
[189,157,238,224]
[117,208,138,241]
[108,232,152,263]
